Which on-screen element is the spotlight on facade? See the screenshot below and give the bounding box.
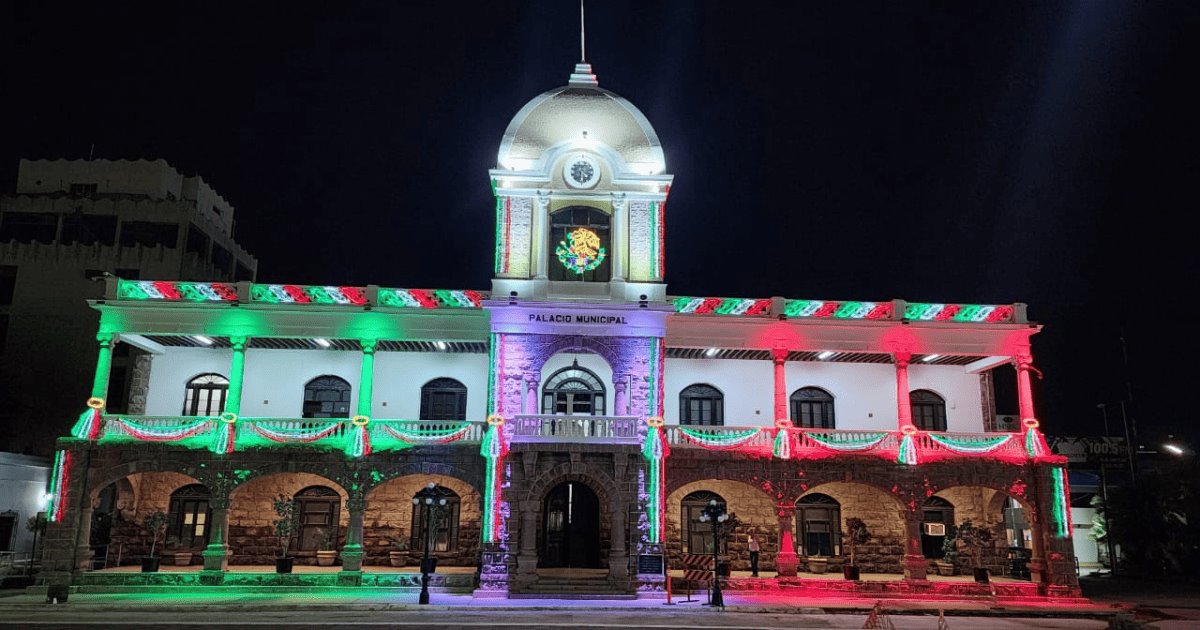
[314,338,331,348]
[923,354,940,362]
[704,348,719,358]
[436,341,448,351]
[193,335,214,346]
[817,351,834,360]
[1164,443,1184,456]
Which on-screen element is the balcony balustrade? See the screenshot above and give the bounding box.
[508,414,642,444]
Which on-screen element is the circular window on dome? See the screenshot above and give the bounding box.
[563,155,601,189]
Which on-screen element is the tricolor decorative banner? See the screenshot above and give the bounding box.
[1025,428,1051,458]
[897,434,918,465]
[250,284,368,306]
[773,425,792,460]
[117,280,238,302]
[71,406,103,441]
[378,289,485,309]
[211,413,238,455]
[1052,466,1072,538]
[672,297,772,316]
[783,300,893,320]
[380,422,473,445]
[345,416,372,458]
[642,417,669,544]
[903,303,1014,323]
[480,417,508,543]
[248,420,341,444]
[47,450,70,523]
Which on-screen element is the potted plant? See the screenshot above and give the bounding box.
[935,524,958,576]
[315,527,338,567]
[272,495,297,574]
[842,517,871,580]
[167,536,192,566]
[956,519,995,583]
[807,553,829,574]
[140,511,170,573]
[389,535,411,567]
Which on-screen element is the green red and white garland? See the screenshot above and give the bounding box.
[71,398,106,440]
[249,420,342,443]
[480,415,508,543]
[805,431,888,452]
[380,422,473,445]
[642,417,669,543]
[108,417,211,441]
[677,426,761,450]
[928,433,1013,454]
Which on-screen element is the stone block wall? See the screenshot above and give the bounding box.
[798,482,906,574]
[664,479,778,572]
[227,472,350,564]
[362,473,482,567]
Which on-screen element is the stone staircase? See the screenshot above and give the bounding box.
[510,569,636,600]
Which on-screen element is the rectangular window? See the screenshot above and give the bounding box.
[1,266,16,305]
[0,212,58,243]
[0,314,8,355]
[61,214,117,245]
[69,183,98,195]
[119,221,178,248]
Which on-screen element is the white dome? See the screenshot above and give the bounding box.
[497,64,665,174]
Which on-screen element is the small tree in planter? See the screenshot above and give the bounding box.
[936,524,958,576]
[315,527,339,567]
[842,517,871,580]
[140,511,171,572]
[956,519,996,583]
[272,495,298,574]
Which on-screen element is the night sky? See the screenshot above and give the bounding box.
[3,1,1197,445]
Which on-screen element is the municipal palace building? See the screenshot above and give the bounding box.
[39,58,1082,600]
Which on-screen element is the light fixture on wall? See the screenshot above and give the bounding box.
[817,351,834,360]
[193,335,214,346]
[314,338,332,348]
[704,348,719,358]
[435,341,448,351]
[922,354,940,362]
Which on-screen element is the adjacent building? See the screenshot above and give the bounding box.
[0,159,257,453]
[37,62,1080,599]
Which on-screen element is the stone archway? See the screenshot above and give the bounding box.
[540,480,602,568]
[362,473,482,567]
[89,471,205,569]
[227,472,349,566]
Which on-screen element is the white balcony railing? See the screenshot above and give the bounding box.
[509,415,643,444]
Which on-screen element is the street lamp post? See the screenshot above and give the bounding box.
[697,499,728,608]
[413,482,447,605]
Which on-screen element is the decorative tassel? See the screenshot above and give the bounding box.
[47,450,70,523]
[773,419,792,460]
[481,415,508,543]
[71,397,106,440]
[211,413,238,455]
[642,417,669,544]
[346,416,372,457]
[1025,427,1049,458]
[897,434,918,466]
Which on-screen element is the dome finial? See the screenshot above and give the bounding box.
[569,1,598,86]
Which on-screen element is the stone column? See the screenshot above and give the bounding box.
[1015,352,1037,425]
[127,353,153,415]
[517,501,538,576]
[524,373,539,415]
[224,336,249,416]
[614,375,629,416]
[774,506,798,577]
[357,340,377,417]
[534,193,550,279]
[72,501,96,573]
[201,496,231,575]
[90,333,117,405]
[772,348,788,421]
[611,193,627,281]
[894,352,914,431]
[339,494,367,581]
[609,503,628,581]
[901,511,928,580]
[1025,499,1047,586]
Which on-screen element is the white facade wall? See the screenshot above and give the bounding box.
[145,347,489,420]
[146,347,984,432]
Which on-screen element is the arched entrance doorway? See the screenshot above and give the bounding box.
[540,481,601,568]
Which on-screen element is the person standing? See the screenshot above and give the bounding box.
[748,534,761,577]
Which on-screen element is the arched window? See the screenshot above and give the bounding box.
[542,361,606,416]
[168,484,211,548]
[295,485,341,551]
[796,493,841,557]
[420,378,468,420]
[183,373,228,416]
[920,496,955,558]
[790,387,835,429]
[548,206,611,282]
[303,375,351,418]
[910,389,947,431]
[679,384,724,426]
[681,491,726,555]
[410,486,461,552]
